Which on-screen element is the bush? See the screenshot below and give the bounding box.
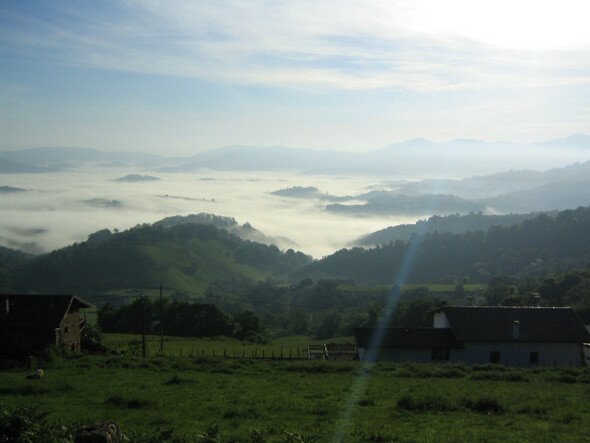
[464,397,504,414]
[163,374,186,385]
[397,394,456,412]
[0,406,73,442]
[469,371,529,382]
[471,363,507,372]
[104,395,149,409]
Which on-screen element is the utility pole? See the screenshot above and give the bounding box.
[160,284,164,352]
[141,292,146,358]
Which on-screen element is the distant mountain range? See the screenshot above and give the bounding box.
[113,174,160,182]
[2,135,590,228]
[266,157,590,216]
[1,134,589,176]
[159,134,590,176]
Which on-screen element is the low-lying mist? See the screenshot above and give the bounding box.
[0,168,416,258]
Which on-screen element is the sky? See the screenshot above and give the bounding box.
[1,0,590,156]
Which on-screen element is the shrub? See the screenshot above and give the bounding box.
[222,408,259,419]
[464,397,504,414]
[283,362,356,374]
[517,405,547,416]
[163,374,187,385]
[471,363,506,372]
[0,406,73,442]
[469,371,528,382]
[105,395,149,409]
[0,385,50,396]
[358,399,375,407]
[397,394,456,412]
[195,424,220,443]
[544,373,577,383]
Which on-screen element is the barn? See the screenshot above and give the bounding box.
[355,305,590,366]
[0,294,93,359]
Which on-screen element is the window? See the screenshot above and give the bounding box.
[490,351,501,363]
[529,352,539,364]
[431,348,450,361]
[63,324,70,333]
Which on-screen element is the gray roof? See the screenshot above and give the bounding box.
[1,294,92,328]
[437,306,590,343]
[354,327,464,349]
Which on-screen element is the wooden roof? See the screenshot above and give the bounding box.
[1,294,93,328]
[354,327,464,349]
[436,306,590,343]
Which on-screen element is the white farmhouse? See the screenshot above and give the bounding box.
[355,305,590,366]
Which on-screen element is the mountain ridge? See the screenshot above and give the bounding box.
[2,134,589,176]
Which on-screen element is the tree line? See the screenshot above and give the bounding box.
[295,206,590,285]
[98,297,269,343]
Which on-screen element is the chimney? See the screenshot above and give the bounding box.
[467,296,473,307]
[512,320,520,340]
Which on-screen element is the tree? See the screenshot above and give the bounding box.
[315,311,342,340]
[233,310,267,342]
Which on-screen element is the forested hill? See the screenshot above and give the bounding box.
[354,211,552,246]
[294,206,590,285]
[2,222,311,299]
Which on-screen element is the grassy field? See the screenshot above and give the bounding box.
[2,354,590,442]
[401,283,487,292]
[339,283,487,295]
[101,333,355,359]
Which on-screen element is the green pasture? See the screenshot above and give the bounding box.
[102,333,355,359]
[339,283,487,295]
[2,357,590,442]
[401,283,487,292]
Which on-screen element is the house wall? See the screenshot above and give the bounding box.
[359,342,584,366]
[450,342,584,367]
[433,312,449,328]
[57,308,83,351]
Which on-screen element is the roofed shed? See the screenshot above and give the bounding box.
[1,294,93,358]
[355,306,590,366]
[355,327,463,363]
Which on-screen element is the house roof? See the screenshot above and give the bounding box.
[436,306,590,343]
[354,327,464,349]
[1,294,93,329]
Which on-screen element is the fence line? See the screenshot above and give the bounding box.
[111,335,355,360]
[113,338,308,360]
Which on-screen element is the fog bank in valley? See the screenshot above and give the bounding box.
[0,168,416,258]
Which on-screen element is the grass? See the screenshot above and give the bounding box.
[401,283,487,292]
[2,356,590,442]
[101,333,354,358]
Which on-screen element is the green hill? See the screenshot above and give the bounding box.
[354,211,548,246]
[294,206,590,285]
[7,222,311,303]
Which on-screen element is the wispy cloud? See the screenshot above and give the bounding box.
[3,1,589,93]
[1,0,589,151]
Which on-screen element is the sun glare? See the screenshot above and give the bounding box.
[405,0,590,51]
